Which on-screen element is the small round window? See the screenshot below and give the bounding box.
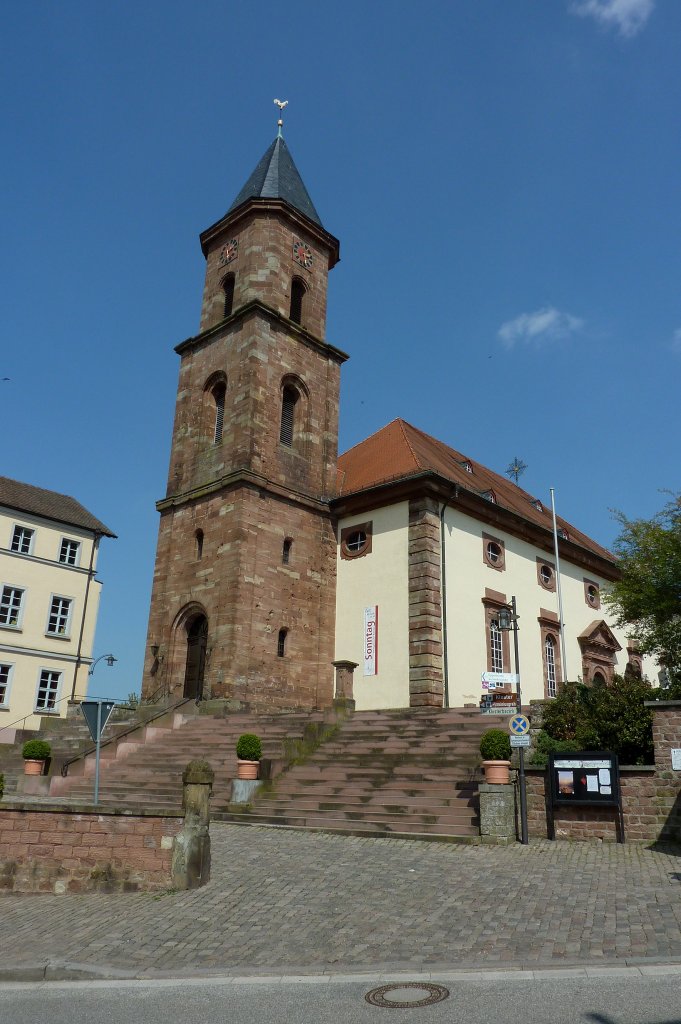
[486,541,502,565]
[346,530,367,554]
[587,585,598,606]
[540,564,554,587]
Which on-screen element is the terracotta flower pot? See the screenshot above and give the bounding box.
[24,759,45,776]
[482,760,511,784]
[237,759,259,780]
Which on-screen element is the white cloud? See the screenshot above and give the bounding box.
[671,328,681,355]
[498,306,584,349]
[569,0,655,38]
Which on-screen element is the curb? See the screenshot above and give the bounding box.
[3,956,681,985]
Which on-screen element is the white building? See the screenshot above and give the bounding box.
[333,419,653,711]
[0,477,115,739]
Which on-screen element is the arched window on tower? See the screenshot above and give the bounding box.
[277,628,288,658]
[282,538,292,564]
[289,277,306,325]
[212,382,226,444]
[279,385,299,446]
[195,529,204,560]
[222,274,235,318]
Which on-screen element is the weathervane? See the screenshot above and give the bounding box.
[274,98,288,137]
[506,457,528,484]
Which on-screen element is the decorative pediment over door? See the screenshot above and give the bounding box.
[578,619,622,685]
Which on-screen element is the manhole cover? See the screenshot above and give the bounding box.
[365,982,450,1008]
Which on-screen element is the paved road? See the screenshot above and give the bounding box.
[2,969,681,1024]
[1,825,681,977]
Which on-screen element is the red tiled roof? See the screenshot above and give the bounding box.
[336,419,613,563]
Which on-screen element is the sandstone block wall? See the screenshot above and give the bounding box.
[0,805,182,893]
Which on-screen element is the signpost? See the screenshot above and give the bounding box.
[80,699,116,806]
[510,735,530,748]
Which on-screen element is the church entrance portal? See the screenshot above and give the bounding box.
[184,615,208,699]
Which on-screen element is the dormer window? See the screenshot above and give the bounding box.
[531,499,543,512]
[481,490,497,504]
[557,527,569,540]
[459,460,473,474]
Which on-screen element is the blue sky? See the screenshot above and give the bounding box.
[2,0,679,702]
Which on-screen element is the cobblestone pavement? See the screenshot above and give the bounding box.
[2,825,681,976]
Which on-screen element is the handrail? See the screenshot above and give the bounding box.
[60,695,194,776]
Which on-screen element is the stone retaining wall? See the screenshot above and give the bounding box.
[524,701,681,842]
[0,803,183,893]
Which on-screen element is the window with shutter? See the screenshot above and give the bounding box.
[280,386,298,446]
[222,274,235,318]
[289,278,306,324]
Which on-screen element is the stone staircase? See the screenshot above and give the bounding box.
[5,704,516,841]
[50,708,325,810]
[219,707,514,840]
[0,706,139,799]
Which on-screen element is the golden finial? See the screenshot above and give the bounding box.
[274,98,288,137]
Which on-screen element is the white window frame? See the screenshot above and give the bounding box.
[545,634,557,699]
[0,584,25,629]
[10,524,35,555]
[45,594,73,638]
[35,667,62,713]
[58,537,81,567]
[0,662,13,708]
[490,619,504,674]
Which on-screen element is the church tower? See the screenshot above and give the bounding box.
[142,128,347,709]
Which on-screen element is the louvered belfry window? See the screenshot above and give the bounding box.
[280,386,298,446]
[223,274,235,318]
[213,383,226,444]
[289,278,305,325]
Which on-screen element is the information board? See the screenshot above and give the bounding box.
[549,752,620,807]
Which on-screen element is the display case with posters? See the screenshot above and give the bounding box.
[548,751,624,842]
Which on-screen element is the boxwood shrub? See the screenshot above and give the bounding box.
[236,733,262,761]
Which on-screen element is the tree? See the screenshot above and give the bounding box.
[604,494,681,685]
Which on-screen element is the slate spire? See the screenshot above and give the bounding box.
[228,135,323,227]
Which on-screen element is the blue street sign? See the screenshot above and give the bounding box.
[80,700,116,743]
[509,714,530,736]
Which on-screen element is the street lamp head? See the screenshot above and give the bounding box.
[497,606,513,632]
[105,655,117,668]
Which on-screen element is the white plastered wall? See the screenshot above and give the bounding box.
[0,508,101,737]
[442,506,658,707]
[335,501,410,709]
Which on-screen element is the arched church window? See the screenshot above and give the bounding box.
[545,634,557,698]
[277,628,288,658]
[222,274,235,318]
[280,385,299,447]
[282,538,292,564]
[212,382,226,444]
[195,529,204,560]
[289,277,306,325]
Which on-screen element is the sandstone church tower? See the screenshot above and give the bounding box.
[141,130,347,709]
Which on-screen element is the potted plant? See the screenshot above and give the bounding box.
[236,733,262,780]
[22,739,52,776]
[480,728,511,784]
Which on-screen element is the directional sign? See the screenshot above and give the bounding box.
[481,707,516,715]
[511,735,531,748]
[80,700,116,743]
[509,714,530,736]
[481,672,519,686]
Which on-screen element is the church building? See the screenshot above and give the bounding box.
[141,132,654,711]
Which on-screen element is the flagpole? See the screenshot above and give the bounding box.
[550,488,568,681]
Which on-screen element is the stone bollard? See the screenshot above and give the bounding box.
[332,660,358,712]
[479,781,516,844]
[171,760,214,890]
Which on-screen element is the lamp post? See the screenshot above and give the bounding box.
[88,653,118,677]
[497,597,528,845]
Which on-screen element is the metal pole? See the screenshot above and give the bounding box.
[550,489,568,682]
[94,699,102,806]
[511,596,529,845]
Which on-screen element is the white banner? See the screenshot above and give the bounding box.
[363,606,378,676]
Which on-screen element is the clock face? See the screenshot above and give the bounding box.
[292,240,313,269]
[218,238,238,266]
